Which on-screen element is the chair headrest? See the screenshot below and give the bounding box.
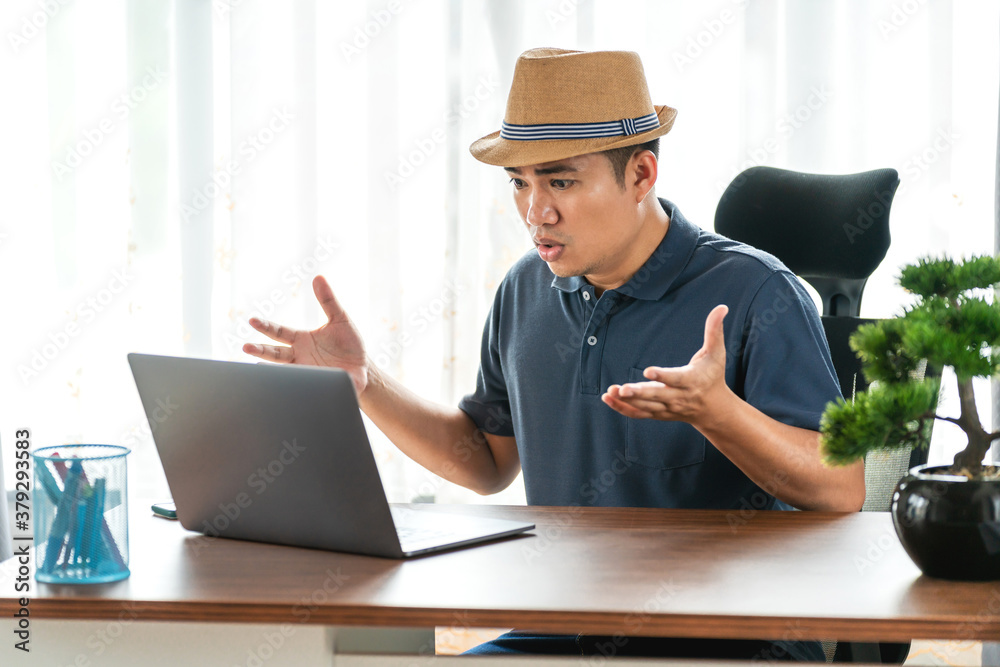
[714,166,897,281]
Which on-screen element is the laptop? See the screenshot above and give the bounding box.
[126,353,534,558]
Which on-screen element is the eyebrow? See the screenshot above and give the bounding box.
[504,164,581,176]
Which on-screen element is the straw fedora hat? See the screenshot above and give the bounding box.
[470,47,677,167]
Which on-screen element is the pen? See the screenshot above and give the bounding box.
[80,482,100,566]
[35,461,63,505]
[40,461,83,574]
[51,454,125,569]
[72,493,87,567]
[89,478,108,568]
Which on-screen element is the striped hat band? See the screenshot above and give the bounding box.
[500,112,660,141]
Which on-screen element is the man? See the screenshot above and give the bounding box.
[244,48,863,658]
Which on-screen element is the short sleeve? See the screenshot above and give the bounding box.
[458,284,515,436]
[740,272,842,431]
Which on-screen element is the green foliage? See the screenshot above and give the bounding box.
[819,254,1000,467]
[820,379,939,466]
[899,255,1000,299]
[902,296,1000,380]
[849,318,923,383]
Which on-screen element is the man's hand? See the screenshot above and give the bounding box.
[602,304,731,427]
[603,303,865,511]
[242,275,370,396]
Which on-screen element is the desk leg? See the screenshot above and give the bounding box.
[984,641,1000,666]
[331,626,436,654]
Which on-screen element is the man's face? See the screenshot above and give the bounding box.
[504,152,647,284]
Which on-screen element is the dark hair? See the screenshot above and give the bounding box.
[601,138,660,188]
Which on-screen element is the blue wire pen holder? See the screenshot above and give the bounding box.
[32,445,131,584]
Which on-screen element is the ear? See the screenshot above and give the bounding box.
[629,150,658,203]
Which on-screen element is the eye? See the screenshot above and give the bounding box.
[550,179,573,190]
[509,177,525,189]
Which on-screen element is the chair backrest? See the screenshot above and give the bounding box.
[715,167,916,663]
[714,166,935,505]
[715,166,897,317]
[821,316,877,402]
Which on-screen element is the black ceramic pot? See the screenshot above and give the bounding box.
[891,464,1000,581]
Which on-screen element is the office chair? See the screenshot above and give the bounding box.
[715,166,933,664]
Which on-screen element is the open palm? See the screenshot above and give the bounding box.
[243,275,370,395]
[602,304,729,423]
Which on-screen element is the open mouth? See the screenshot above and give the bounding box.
[535,242,565,262]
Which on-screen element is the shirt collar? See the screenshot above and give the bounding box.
[550,198,700,301]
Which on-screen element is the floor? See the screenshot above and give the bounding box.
[905,640,983,666]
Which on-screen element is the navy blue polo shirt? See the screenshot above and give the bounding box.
[458,198,841,509]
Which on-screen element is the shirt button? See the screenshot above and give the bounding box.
[582,291,591,301]
[587,335,597,346]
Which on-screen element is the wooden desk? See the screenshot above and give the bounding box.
[1,503,998,665]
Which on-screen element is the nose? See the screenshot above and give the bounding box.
[525,189,558,227]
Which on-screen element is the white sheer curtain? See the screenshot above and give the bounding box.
[2,0,997,504]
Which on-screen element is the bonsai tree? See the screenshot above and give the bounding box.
[820,255,1000,478]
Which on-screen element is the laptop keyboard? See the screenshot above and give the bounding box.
[389,506,533,554]
[395,525,457,544]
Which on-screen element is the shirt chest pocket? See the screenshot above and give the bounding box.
[624,367,707,470]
